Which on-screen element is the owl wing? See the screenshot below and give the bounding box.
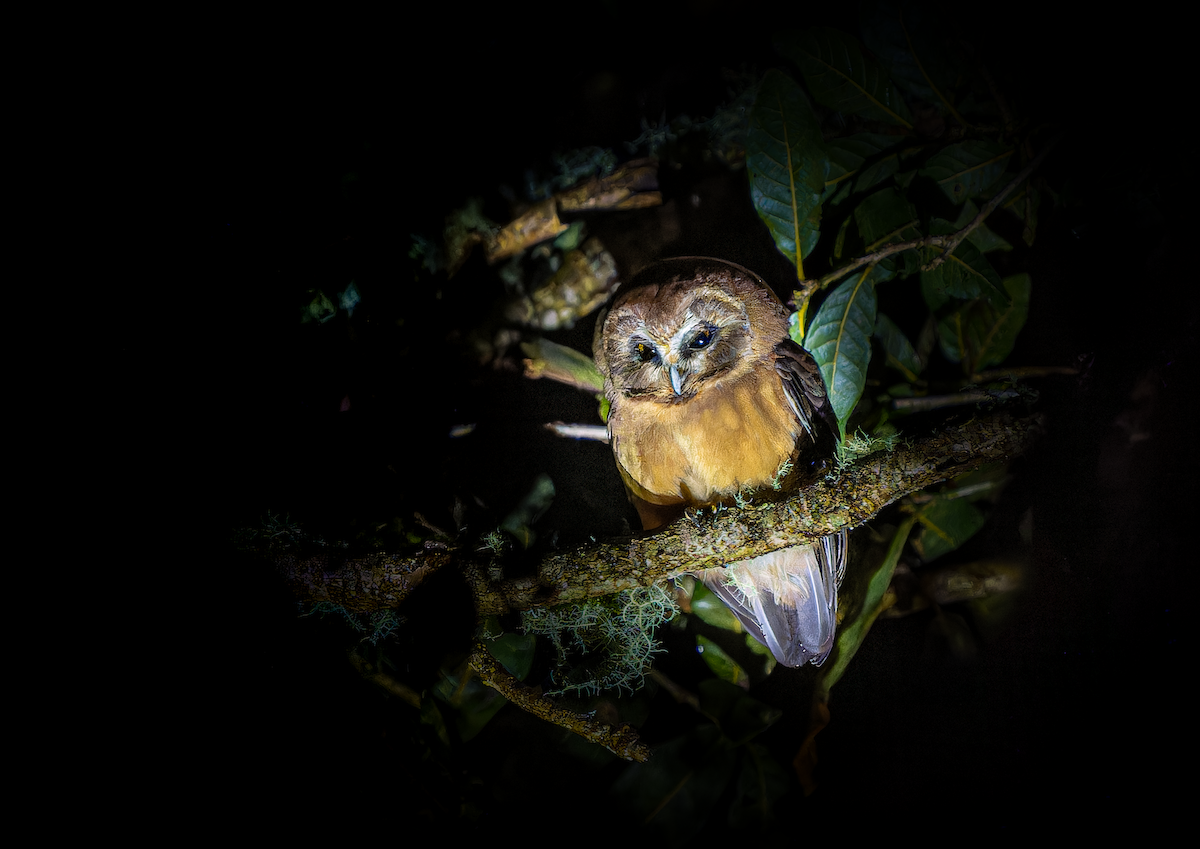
[699,529,846,667]
[773,339,830,441]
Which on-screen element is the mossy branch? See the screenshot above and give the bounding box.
[467,640,652,762]
[272,411,1041,761]
[274,412,1044,616]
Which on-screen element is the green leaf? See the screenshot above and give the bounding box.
[955,199,1013,254]
[747,70,827,277]
[920,140,1013,204]
[912,497,987,562]
[854,186,919,246]
[894,166,918,189]
[936,273,1032,372]
[933,310,967,365]
[970,271,1032,370]
[695,635,750,688]
[728,743,790,830]
[853,187,921,282]
[823,132,907,204]
[697,679,782,744]
[921,218,1007,307]
[776,27,914,128]
[806,269,878,440]
[833,213,853,260]
[610,727,735,839]
[874,311,923,379]
[916,311,937,365]
[498,473,556,548]
[520,338,605,393]
[486,631,536,680]
[432,662,509,742]
[1003,182,1042,246]
[820,516,915,695]
[858,1,961,114]
[857,143,922,195]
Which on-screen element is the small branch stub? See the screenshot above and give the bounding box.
[468,640,651,762]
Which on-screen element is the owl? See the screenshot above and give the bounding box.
[593,257,846,667]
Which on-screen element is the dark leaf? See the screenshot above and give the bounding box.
[486,631,536,680]
[776,27,915,128]
[747,70,827,277]
[854,187,921,282]
[912,497,986,562]
[1003,182,1042,246]
[919,140,1013,204]
[858,1,962,113]
[854,186,919,246]
[874,311,923,379]
[727,743,790,829]
[820,516,916,693]
[936,273,1032,372]
[955,198,1013,254]
[698,679,782,744]
[823,132,909,204]
[610,726,736,839]
[921,218,1008,307]
[807,269,878,439]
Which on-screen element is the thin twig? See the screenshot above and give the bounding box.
[891,389,1020,413]
[973,365,1080,382]
[921,135,1060,272]
[348,649,422,708]
[467,639,652,762]
[803,134,1061,292]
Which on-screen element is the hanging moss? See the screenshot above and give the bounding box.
[520,583,678,696]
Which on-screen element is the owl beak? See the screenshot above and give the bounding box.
[668,363,684,395]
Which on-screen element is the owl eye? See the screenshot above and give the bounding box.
[689,327,717,350]
[633,341,659,364]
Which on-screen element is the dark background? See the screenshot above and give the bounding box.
[211,3,1192,836]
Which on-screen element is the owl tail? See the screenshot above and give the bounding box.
[698,530,847,668]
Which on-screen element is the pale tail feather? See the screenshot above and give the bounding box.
[698,530,847,667]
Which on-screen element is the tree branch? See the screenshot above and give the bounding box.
[273,412,1044,616]
[920,136,1059,272]
[467,640,652,762]
[267,411,1042,761]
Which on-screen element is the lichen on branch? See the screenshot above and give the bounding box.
[273,412,1044,617]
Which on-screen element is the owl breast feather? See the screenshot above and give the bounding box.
[612,363,802,506]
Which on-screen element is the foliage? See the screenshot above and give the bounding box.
[746,69,826,278]
[741,7,1049,701]
[750,29,1042,440]
[609,681,787,839]
[434,632,536,742]
[804,266,878,442]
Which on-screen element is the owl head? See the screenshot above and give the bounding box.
[594,257,788,402]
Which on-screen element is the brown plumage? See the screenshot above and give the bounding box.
[594,257,846,666]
